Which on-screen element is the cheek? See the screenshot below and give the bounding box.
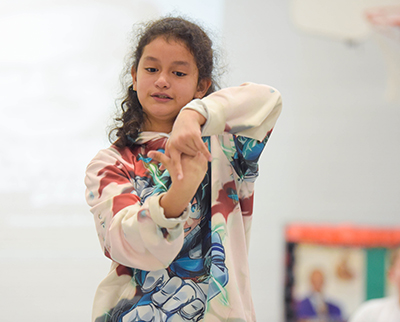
[178,83,200,101]
[136,89,145,108]
[135,80,151,104]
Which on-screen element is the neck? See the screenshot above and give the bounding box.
[142,120,173,133]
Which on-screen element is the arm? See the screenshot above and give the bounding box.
[182,82,282,141]
[85,147,190,271]
[166,82,282,178]
[148,150,208,218]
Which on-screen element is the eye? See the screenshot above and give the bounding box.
[145,67,158,73]
[173,71,186,77]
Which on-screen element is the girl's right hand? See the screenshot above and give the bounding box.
[166,109,212,180]
[148,150,208,218]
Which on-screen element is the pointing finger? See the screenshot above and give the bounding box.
[169,148,183,181]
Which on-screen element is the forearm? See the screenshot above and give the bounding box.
[177,108,206,127]
[181,82,282,141]
[88,192,189,270]
[85,148,188,270]
[159,180,197,218]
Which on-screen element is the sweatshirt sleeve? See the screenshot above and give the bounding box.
[181,82,282,141]
[85,147,189,271]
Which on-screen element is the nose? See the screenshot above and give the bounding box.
[154,72,170,89]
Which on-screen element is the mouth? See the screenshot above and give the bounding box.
[151,93,172,100]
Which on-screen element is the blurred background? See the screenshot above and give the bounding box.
[1,0,399,321]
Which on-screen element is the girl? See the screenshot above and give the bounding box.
[85,16,282,322]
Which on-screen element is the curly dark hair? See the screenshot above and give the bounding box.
[109,16,220,148]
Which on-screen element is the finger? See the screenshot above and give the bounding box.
[162,284,198,313]
[180,299,205,319]
[166,139,197,157]
[142,269,169,293]
[122,304,160,322]
[148,151,169,167]
[164,141,172,158]
[152,276,183,307]
[194,139,212,161]
[169,148,183,180]
[203,142,212,162]
[183,141,199,156]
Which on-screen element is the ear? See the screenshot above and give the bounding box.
[131,67,137,91]
[195,78,212,99]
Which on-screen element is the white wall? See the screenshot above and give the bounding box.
[222,1,400,320]
[1,1,399,321]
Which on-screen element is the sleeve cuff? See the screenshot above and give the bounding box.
[180,99,208,119]
[181,98,225,136]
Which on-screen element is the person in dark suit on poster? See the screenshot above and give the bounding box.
[296,268,343,322]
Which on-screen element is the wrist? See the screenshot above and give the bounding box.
[179,108,206,127]
[160,187,192,218]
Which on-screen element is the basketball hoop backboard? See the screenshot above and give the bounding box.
[290,0,400,43]
[366,6,400,103]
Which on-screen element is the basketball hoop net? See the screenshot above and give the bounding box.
[365,6,400,103]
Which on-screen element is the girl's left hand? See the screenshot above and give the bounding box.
[166,109,212,180]
[148,149,208,218]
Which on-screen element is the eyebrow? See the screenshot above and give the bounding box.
[142,56,190,67]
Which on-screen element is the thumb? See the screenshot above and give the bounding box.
[142,269,169,293]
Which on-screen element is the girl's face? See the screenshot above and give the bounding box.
[184,197,202,237]
[132,37,210,133]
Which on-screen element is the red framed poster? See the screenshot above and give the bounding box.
[284,224,400,322]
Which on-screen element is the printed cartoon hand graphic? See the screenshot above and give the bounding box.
[121,303,165,322]
[122,269,206,322]
[151,276,206,321]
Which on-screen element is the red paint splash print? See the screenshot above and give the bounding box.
[98,160,131,198]
[211,181,239,222]
[239,193,254,217]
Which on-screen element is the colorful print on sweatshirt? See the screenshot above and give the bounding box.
[85,83,282,321]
